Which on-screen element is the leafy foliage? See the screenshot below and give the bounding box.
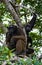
[0,46,42,65]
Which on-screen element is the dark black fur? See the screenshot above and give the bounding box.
[25,13,37,32]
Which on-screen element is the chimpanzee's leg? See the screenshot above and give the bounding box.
[16,39,26,55]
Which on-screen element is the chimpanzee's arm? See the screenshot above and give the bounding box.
[29,13,37,30]
[25,13,37,33]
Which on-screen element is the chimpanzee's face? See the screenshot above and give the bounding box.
[7,25,17,35]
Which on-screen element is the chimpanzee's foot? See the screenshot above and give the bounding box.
[26,47,34,56]
[15,50,27,58]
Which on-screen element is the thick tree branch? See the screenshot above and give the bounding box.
[0,0,22,27]
[9,0,20,18]
[8,1,22,27]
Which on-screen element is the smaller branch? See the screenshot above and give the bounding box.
[24,13,27,23]
[15,4,33,13]
[0,40,4,44]
[9,1,20,18]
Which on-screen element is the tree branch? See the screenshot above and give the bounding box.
[9,0,20,18]
[2,0,23,28]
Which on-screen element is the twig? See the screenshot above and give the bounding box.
[0,40,4,44]
[15,4,34,13]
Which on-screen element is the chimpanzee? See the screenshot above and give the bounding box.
[6,25,26,55]
[6,13,37,56]
[6,25,34,56]
[25,13,37,48]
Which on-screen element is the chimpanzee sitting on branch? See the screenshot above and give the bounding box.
[6,25,26,55]
[6,13,37,56]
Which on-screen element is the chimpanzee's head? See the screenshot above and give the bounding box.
[7,25,18,35]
